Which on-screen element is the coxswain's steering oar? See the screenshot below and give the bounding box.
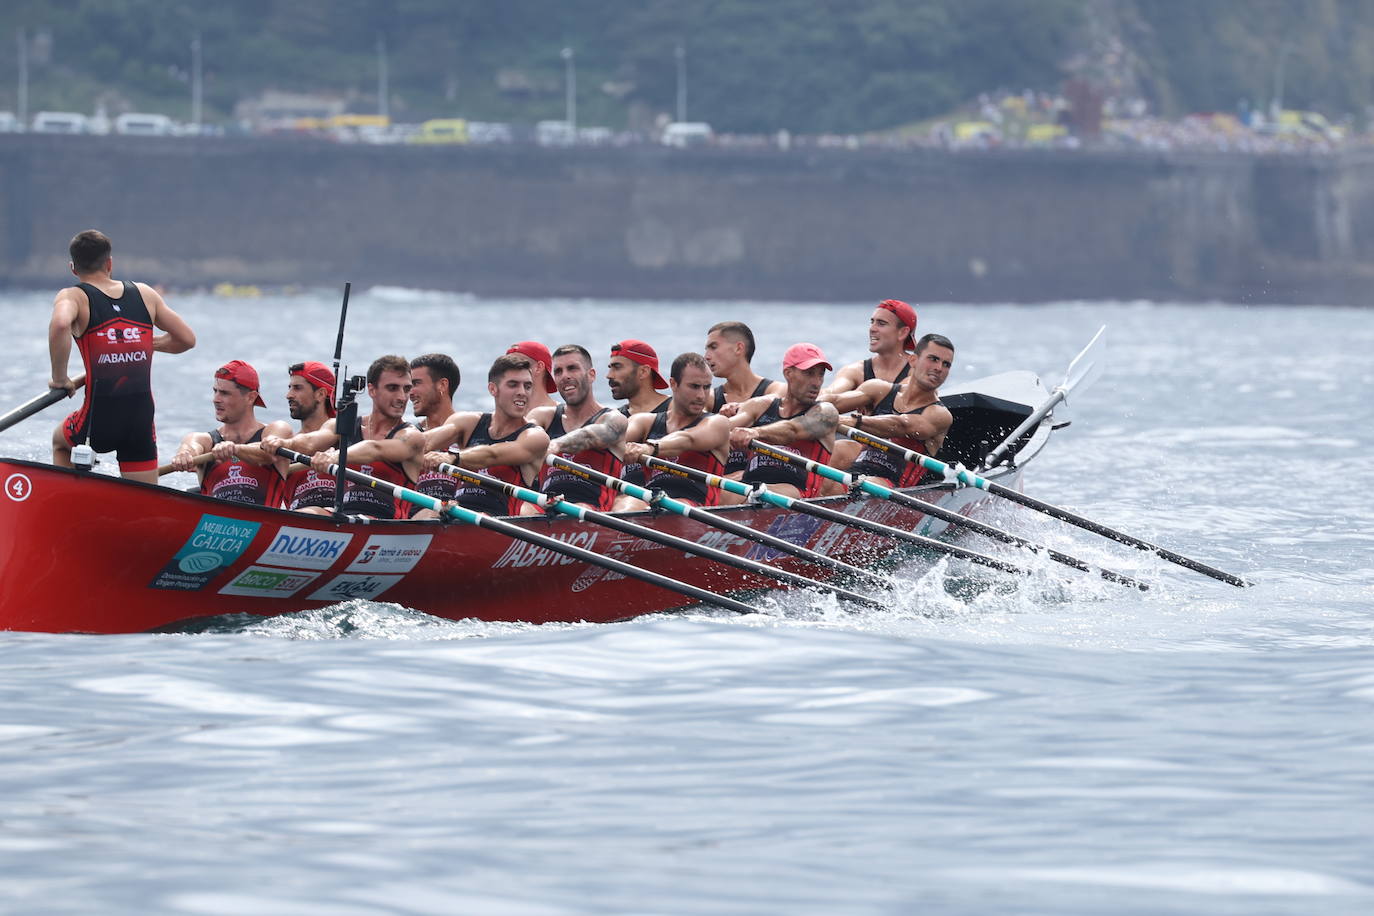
[0,375,86,435]
[438,461,886,605]
[984,325,1106,470]
[817,432,1147,588]
[543,454,889,592]
[839,427,1251,588]
[664,450,1028,578]
[271,446,755,615]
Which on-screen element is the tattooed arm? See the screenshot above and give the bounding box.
[549,410,628,456]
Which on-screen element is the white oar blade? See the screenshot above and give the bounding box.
[1060,325,1106,399]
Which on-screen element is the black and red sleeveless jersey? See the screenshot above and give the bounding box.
[851,398,942,488]
[643,412,724,507]
[714,378,775,474]
[75,281,154,399]
[618,398,669,488]
[741,398,831,497]
[862,358,910,387]
[453,413,535,516]
[410,420,459,506]
[542,405,621,510]
[200,427,284,506]
[287,418,413,519]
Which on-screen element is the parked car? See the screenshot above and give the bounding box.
[115,113,174,136]
[410,119,468,144]
[660,121,713,148]
[536,120,575,146]
[31,111,89,134]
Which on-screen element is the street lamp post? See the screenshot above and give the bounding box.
[561,47,576,133]
[190,33,202,130]
[17,28,28,128]
[675,43,686,123]
[378,34,389,120]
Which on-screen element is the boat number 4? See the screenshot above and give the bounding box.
[4,473,33,502]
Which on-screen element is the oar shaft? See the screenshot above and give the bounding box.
[272,447,755,615]
[841,426,1250,587]
[547,454,884,581]
[744,440,1029,575]
[531,458,884,606]
[157,451,217,476]
[0,376,86,435]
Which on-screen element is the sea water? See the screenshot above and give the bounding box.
[0,291,1370,914]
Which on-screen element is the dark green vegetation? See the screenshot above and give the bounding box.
[0,0,1369,131]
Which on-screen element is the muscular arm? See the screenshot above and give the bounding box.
[232,420,294,471]
[333,425,424,464]
[734,402,839,448]
[849,404,953,453]
[825,378,888,414]
[264,419,339,457]
[47,289,82,390]
[457,426,550,470]
[821,362,864,396]
[141,284,196,354]
[656,413,729,457]
[726,395,772,430]
[550,411,628,455]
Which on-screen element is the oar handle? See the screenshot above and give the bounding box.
[157,451,218,476]
[0,375,88,436]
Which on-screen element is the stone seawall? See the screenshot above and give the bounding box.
[1,135,1371,304]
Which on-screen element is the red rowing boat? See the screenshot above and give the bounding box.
[0,372,1053,633]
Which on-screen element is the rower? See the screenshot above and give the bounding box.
[505,341,558,411]
[724,343,839,503]
[827,333,955,491]
[529,344,627,512]
[406,353,462,513]
[618,352,730,511]
[280,360,336,509]
[704,320,786,479]
[48,229,196,482]
[168,360,289,506]
[605,338,670,490]
[420,353,550,518]
[823,298,917,396]
[262,355,423,519]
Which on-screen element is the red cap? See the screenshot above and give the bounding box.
[292,360,337,416]
[876,299,918,351]
[783,343,833,372]
[215,360,266,407]
[610,339,669,390]
[506,341,557,393]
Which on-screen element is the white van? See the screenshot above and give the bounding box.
[31,111,89,134]
[536,120,575,146]
[115,113,174,136]
[661,121,713,148]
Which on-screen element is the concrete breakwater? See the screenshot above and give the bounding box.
[2,135,1371,304]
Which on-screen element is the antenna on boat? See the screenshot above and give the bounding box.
[332,282,353,519]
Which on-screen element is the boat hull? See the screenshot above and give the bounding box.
[0,457,1021,633]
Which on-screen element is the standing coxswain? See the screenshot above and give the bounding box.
[48,229,196,482]
[169,360,289,506]
[618,352,730,511]
[262,355,424,519]
[529,344,627,511]
[420,353,550,518]
[723,343,839,503]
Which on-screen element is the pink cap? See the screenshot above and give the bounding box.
[506,341,557,393]
[610,339,669,390]
[216,360,266,407]
[783,343,832,372]
[876,299,918,351]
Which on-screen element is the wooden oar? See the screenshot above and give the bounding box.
[438,462,885,607]
[0,375,86,435]
[272,446,755,615]
[840,426,1251,588]
[543,454,889,592]
[644,454,1031,578]
[782,436,1148,588]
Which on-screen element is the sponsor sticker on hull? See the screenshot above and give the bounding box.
[256,526,353,570]
[149,514,262,591]
[218,566,320,598]
[308,574,403,602]
[5,472,33,502]
[346,534,432,573]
